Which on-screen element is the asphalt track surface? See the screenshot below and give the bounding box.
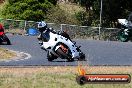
[0,34,132,66]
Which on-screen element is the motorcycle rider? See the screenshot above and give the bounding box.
[0,23,4,36]
[37,21,59,50]
[122,12,132,36]
[37,21,48,43]
[0,23,11,45]
[37,21,72,43]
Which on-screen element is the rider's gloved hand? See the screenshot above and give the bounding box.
[49,27,57,34]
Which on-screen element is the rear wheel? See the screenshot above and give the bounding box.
[78,53,85,61]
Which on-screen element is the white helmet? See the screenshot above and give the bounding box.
[38,21,47,28]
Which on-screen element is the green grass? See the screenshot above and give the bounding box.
[0,67,131,88]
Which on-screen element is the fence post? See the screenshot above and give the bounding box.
[23,21,27,35]
[60,24,67,31]
[99,0,103,40]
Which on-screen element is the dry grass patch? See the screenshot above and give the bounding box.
[0,66,131,88]
[0,66,132,74]
[0,47,16,60]
[5,29,26,35]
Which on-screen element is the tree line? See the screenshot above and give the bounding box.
[1,0,132,27]
[2,0,57,21]
[74,0,132,27]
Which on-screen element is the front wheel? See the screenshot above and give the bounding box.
[47,52,57,61]
[1,34,11,45]
[6,37,11,45]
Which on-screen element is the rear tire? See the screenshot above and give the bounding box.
[78,53,85,61]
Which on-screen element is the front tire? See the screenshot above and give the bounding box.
[1,34,11,45]
[6,37,11,45]
[118,30,129,42]
[47,52,57,61]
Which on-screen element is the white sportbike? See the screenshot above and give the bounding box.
[40,29,85,62]
[117,19,132,42]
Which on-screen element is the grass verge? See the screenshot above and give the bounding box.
[0,47,16,60]
[0,66,131,88]
[5,29,26,35]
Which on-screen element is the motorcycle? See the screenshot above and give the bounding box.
[117,19,132,42]
[0,31,11,45]
[40,29,85,62]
